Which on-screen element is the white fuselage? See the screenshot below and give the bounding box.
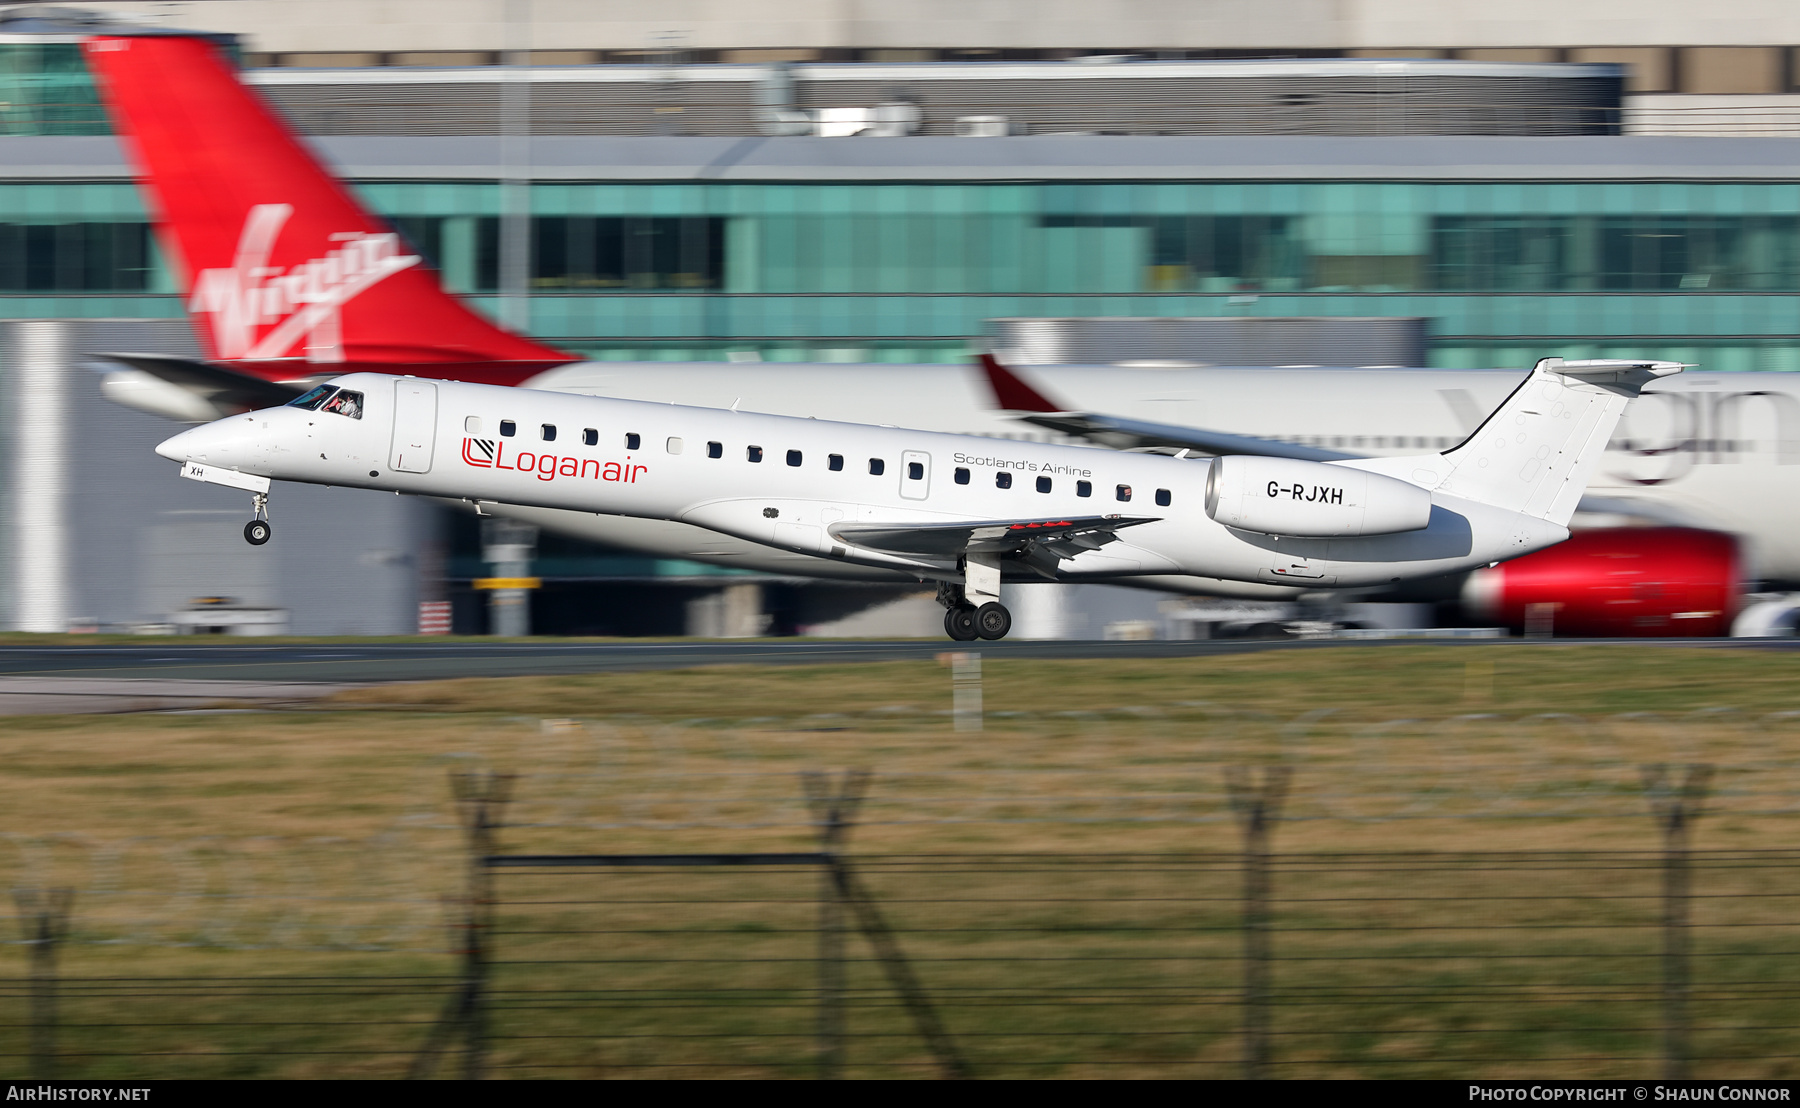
[514,362,1800,583]
[157,374,1566,593]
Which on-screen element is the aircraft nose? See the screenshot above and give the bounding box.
[155,416,248,464]
[155,425,202,462]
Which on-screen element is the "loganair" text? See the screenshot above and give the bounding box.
[461,438,646,483]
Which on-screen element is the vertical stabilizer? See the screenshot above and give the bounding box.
[1416,358,1683,525]
[83,35,575,385]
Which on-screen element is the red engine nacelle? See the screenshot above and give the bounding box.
[1462,527,1741,637]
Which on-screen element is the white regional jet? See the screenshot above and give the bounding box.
[153,360,1677,640]
[75,31,1799,613]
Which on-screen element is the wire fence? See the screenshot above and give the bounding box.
[0,709,1796,1076]
[2,770,1793,1079]
[474,849,1800,1079]
[0,708,1796,954]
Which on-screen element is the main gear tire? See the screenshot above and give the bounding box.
[945,606,979,642]
[974,602,1012,640]
[244,520,272,546]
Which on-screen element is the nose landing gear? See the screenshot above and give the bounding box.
[244,492,272,546]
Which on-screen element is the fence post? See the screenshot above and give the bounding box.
[410,769,513,1080]
[805,769,970,1079]
[13,888,73,1081]
[1226,765,1290,1081]
[945,652,982,733]
[803,769,868,1079]
[1641,763,1711,1082]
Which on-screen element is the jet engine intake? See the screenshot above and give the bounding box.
[1204,455,1433,538]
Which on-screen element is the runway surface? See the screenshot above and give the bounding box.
[0,636,1788,705]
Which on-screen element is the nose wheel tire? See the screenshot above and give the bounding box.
[974,602,1012,640]
[244,520,272,546]
[944,606,979,642]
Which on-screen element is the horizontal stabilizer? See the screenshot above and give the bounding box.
[832,514,1158,559]
[96,353,310,410]
[1550,359,1689,396]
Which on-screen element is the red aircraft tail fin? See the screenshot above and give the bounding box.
[83,35,575,385]
[978,352,1069,412]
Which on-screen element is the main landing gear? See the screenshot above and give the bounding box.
[244,492,272,546]
[938,553,1013,641]
[942,597,1013,642]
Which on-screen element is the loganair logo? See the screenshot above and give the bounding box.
[189,203,421,362]
[462,438,647,483]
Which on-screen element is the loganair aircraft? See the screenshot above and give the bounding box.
[153,358,1673,639]
[76,30,1799,632]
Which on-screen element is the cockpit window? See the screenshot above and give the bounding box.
[320,389,363,419]
[288,385,337,411]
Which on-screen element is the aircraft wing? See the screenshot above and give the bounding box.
[1017,409,1364,461]
[977,353,1362,462]
[832,514,1159,560]
[96,353,313,411]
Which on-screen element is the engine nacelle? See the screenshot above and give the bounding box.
[1462,526,1741,637]
[1204,455,1433,538]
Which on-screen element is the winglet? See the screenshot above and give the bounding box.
[978,353,1066,413]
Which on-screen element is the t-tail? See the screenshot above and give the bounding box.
[1384,358,1685,527]
[82,34,576,388]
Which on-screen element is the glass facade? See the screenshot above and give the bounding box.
[2,178,1797,368]
[0,43,108,136]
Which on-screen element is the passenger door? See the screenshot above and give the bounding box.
[899,450,930,500]
[389,379,438,473]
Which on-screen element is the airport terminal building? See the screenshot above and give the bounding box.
[1,12,1798,634]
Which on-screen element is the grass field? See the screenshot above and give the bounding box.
[0,644,1797,1077]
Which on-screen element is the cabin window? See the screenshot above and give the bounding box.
[1076,480,1092,497]
[707,441,723,459]
[996,472,1012,489]
[320,390,363,419]
[500,420,516,437]
[954,467,970,484]
[868,458,885,476]
[1156,488,1172,506]
[908,462,924,480]
[288,385,337,412]
[1116,484,1132,502]
[1036,476,1052,493]
[464,416,481,434]
[667,437,683,454]
[828,454,843,471]
[748,445,763,463]
[787,449,803,467]
[625,433,641,450]
[583,428,598,446]
[540,424,556,442]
